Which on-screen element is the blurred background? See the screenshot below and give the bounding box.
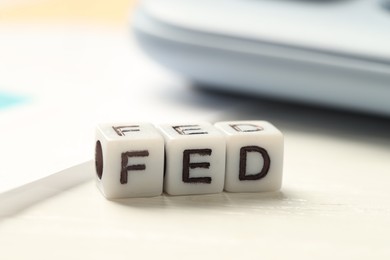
[0,0,134,24]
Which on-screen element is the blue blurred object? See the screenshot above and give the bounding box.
[0,91,26,110]
[133,0,390,116]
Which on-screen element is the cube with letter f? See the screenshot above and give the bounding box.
[95,123,164,199]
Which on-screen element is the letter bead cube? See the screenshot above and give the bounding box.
[95,123,164,199]
[214,121,284,192]
[157,123,226,196]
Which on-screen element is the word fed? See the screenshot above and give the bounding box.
[95,121,284,199]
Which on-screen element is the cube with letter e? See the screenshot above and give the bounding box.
[214,121,284,192]
[157,122,226,195]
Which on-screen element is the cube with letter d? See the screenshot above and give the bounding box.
[214,121,284,192]
[95,123,164,199]
[157,122,226,195]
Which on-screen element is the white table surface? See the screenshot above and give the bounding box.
[0,24,390,259]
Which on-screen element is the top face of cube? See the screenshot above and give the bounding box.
[214,121,282,137]
[96,123,162,141]
[157,122,224,140]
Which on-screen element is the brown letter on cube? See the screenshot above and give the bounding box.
[182,149,212,184]
[239,146,270,181]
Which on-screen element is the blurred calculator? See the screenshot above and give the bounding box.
[133,0,390,115]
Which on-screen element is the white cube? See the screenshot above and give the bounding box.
[95,123,164,199]
[214,121,284,192]
[156,123,226,195]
